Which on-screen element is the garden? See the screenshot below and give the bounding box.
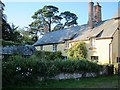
[2,51,103,87]
[1,1,119,89]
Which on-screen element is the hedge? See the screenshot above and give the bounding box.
[33,51,63,61]
[2,55,103,87]
[2,40,21,46]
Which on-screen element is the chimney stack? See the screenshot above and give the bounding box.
[88,1,102,29]
[94,2,102,22]
[88,1,94,29]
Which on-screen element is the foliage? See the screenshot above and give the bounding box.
[2,14,23,43]
[29,5,60,36]
[29,5,78,39]
[2,40,21,46]
[16,28,35,44]
[2,17,12,41]
[60,11,78,28]
[2,55,38,86]
[34,51,63,61]
[66,42,88,59]
[2,54,102,87]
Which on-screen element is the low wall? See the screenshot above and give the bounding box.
[38,72,106,81]
[37,65,115,81]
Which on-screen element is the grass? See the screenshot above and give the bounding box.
[4,75,119,89]
[35,75,119,88]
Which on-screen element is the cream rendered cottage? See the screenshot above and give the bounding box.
[34,2,120,64]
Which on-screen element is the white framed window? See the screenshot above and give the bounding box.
[65,41,69,49]
[91,56,98,62]
[53,44,57,52]
[90,37,95,48]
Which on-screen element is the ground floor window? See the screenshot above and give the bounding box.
[40,46,43,50]
[117,57,120,63]
[53,44,57,52]
[91,56,99,62]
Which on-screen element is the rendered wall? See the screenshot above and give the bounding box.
[36,43,67,56]
[111,29,119,63]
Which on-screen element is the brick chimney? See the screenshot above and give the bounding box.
[94,2,102,22]
[88,1,94,29]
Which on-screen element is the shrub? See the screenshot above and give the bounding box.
[2,55,38,86]
[2,54,103,87]
[66,41,88,59]
[2,40,21,46]
[34,51,62,61]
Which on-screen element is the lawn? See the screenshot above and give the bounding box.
[4,75,119,89]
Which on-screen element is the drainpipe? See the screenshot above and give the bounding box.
[109,43,112,64]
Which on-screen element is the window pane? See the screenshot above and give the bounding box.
[91,56,98,62]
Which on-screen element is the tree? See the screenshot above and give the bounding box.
[29,5,78,38]
[60,11,78,28]
[66,42,87,59]
[30,5,62,32]
[2,17,23,42]
[1,2,22,43]
[17,28,34,44]
[2,14,12,41]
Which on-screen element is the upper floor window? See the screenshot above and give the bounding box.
[89,37,96,50]
[53,44,57,52]
[90,37,95,48]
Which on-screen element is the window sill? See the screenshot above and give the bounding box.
[89,47,96,50]
[64,48,69,51]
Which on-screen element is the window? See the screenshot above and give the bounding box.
[89,37,96,50]
[65,41,69,49]
[91,37,95,48]
[40,46,43,51]
[91,56,98,62]
[53,44,57,52]
[96,30,104,37]
[117,57,120,63]
[62,56,67,60]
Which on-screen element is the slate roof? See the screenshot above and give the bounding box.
[33,25,88,46]
[1,45,36,56]
[33,18,119,46]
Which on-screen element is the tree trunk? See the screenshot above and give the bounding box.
[48,18,51,32]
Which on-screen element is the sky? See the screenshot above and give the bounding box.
[3,1,119,28]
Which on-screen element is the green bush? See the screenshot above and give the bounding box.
[2,54,103,87]
[2,40,21,46]
[34,51,63,61]
[66,41,88,59]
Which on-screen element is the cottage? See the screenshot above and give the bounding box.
[34,1,120,64]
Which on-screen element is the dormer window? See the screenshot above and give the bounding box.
[53,44,57,52]
[89,37,96,50]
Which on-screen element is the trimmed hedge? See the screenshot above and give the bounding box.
[33,51,63,61]
[2,40,21,46]
[2,55,103,86]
